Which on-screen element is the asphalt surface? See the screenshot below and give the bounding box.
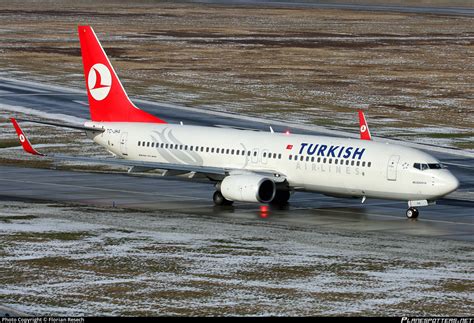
[0,78,473,243]
[193,1,474,17]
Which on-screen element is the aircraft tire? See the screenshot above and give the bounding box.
[270,190,291,205]
[213,191,233,206]
[406,207,419,219]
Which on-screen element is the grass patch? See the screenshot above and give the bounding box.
[7,231,92,242]
[0,215,37,222]
[18,256,78,268]
[438,279,473,293]
[0,139,20,149]
[236,264,317,281]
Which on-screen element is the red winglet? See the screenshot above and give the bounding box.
[10,118,44,156]
[358,110,372,140]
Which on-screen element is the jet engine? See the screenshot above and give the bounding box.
[219,175,276,203]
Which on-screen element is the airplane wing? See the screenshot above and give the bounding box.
[358,110,372,140]
[10,118,286,181]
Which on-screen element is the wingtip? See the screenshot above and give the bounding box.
[10,118,44,156]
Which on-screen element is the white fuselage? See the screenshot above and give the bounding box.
[86,122,459,202]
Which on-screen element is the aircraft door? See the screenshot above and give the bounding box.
[251,148,259,164]
[120,132,128,156]
[261,149,269,165]
[387,155,399,181]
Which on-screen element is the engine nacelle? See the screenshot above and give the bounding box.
[220,175,276,203]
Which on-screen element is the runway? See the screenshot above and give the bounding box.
[1,78,473,316]
[0,77,473,242]
[194,1,474,17]
[1,165,472,242]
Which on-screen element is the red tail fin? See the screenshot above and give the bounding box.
[358,110,372,140]
[78,26,166,123]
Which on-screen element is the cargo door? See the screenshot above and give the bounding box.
[120,132,128,156]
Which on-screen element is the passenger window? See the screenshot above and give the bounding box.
[362,161,366,167]
[306,156,310,162]
[180,145,183,150]
[184,145,188,150]
[254,151,257,157]
[263,152,267,158]
[147,142,150,147]
[278,154,281,159]
[236,150,239,155]
[231,149,235,155]
[138,141,141,146]
[311,157,315,162]
[356,161,360,166]
[300,156,304,161]
[211,148,215,153]
[346,160,349,166]
[190,146,193,151]
[323,158,326,163]
[351,160,355,166]
[273,153,277,159]
[329,159,332,164]
[368,162,371,167]
[226,149,230,154]
[317,157,321,163]
[289,155,292,160]
[334,159,338,165]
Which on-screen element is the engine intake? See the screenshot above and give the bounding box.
[220,175,276,203]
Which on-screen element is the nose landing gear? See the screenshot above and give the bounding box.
[406,207,419,219]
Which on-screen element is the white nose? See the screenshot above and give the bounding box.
[442,172,460,196]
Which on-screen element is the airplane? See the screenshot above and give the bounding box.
[358,110,372,140]
[10,25,459,219]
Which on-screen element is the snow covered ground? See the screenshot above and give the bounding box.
[0,201,472,316]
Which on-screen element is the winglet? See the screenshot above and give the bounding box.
[358,110,372,140]
[10,118,45,156]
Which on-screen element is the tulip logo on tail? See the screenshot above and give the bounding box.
[88,63,112,101]
[360,125,367,133]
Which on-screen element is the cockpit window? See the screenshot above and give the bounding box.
[414,163,444,170]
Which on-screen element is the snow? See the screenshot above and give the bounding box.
[0,201,472,316]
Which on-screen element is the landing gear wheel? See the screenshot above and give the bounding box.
[270,190,291,205]
[213,191,233,206]
[406,207,419,219]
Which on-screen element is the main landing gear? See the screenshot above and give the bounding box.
[406,207,419,219]
[212,189,291,207]
[213,191,233,206]
[270,190,291,206]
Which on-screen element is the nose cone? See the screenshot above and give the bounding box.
[442,172,460,196]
